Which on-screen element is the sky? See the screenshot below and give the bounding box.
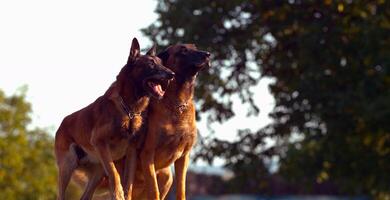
[0,0,275,167]
[0,0,159,131]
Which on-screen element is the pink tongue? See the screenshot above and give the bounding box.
[153,84,163,96]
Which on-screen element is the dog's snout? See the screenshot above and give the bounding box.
[166,71,175,80]
[200,51,210,57]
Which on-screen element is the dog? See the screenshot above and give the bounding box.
[67,44,211,200]
[139,44,211,200]
[54,38,174,200]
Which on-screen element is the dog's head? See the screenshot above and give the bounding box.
[157,44,211,82]
[118,38,175,99]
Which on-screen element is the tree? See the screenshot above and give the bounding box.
[143,0,390,198]
[0,88,58,199]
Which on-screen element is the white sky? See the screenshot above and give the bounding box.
[0,0,158,132]
[0,0,275,153]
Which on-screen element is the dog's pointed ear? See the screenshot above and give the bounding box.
[128,38,140,64]
[146,44,156,56]
[157,47,170,65]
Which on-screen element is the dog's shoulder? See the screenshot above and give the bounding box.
[104,82,119,99]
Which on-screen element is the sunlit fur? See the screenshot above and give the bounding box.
[69,44,210,200]
[54,38,173,200]
[137,44,211,200]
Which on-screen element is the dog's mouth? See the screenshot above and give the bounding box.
[144,78,170,99]
[194,59,211,69]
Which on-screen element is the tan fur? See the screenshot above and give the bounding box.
[67,44,210,200]
[140,44,210,200]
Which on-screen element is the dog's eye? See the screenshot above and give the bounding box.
[177,48,188,56]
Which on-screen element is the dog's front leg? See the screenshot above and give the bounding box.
[174,152,190,200]
[141,148,160,200]
[92,140,124,200]
[140,126,160,200]
[157,167,173,200]
[122,141,136,200]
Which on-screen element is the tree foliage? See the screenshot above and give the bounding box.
[143,0,390,198]
[0,88,58,199]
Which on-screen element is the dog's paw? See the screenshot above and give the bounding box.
[112,189,125,200]
[111,195,125,200]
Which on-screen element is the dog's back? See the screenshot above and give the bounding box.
[55,95,113,160]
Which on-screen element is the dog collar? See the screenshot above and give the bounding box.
[177,103,189,114]
[119,96,141,119]
[165,96,190,115]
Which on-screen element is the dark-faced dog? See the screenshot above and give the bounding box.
[54,38,174,200]
[139,44,210,200]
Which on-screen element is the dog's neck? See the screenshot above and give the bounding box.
[164,76,195,112]
[118,78,149,114]
[105,66,149,114]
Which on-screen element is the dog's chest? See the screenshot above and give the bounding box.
[154,126,196,169]
[108,116,144,159]
[108,135,129,160]
[120,115,143,135]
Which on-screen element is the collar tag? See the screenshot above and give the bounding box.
[119,96,141,120]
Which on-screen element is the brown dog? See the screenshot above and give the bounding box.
[67,44,211,200]
[139,44,211,200]
[54,38,174,200]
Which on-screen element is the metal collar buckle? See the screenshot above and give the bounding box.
[176,102,189,114]
[119,96,141,120]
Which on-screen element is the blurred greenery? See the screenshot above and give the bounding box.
[0,88,81,200]
[0,87,56,199]
[143,0,390,199]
